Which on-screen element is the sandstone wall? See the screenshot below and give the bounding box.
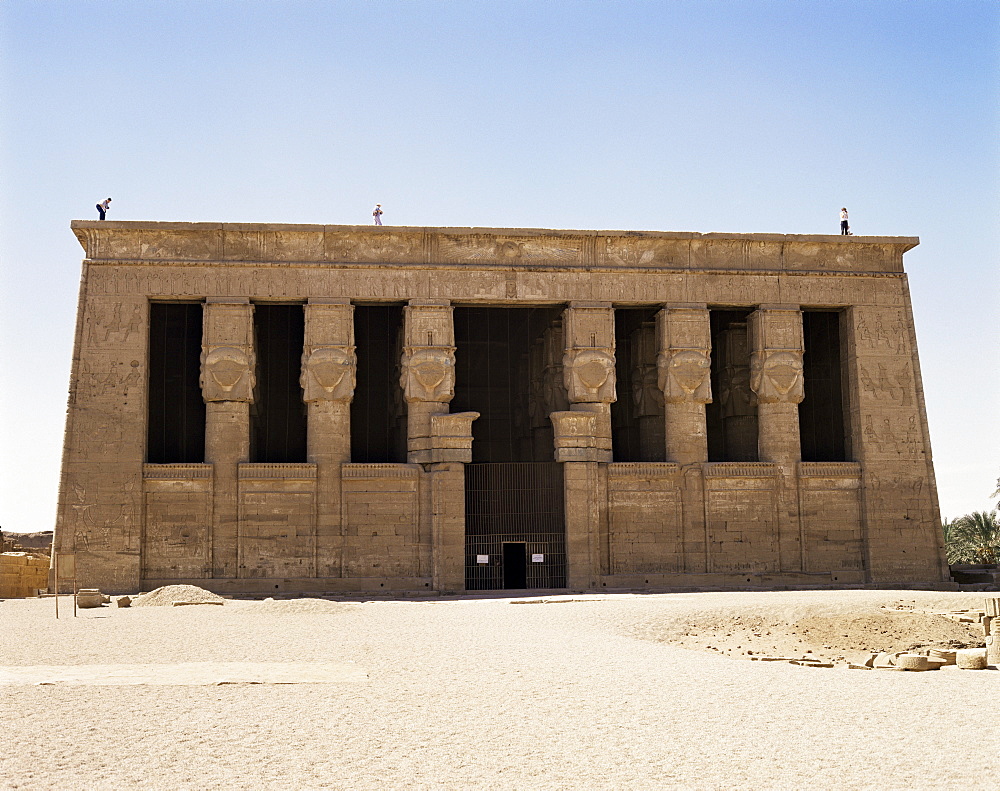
[54,223,947,592]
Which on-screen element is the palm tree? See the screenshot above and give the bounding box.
[943,510,1000,565]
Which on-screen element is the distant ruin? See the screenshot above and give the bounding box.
[54,221,948,593]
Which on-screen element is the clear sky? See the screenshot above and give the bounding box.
[1,0,997,534]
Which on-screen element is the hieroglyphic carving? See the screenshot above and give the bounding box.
[326,231,423,263]
[301,346,356,402]
[438,234,584,266]
[86,301,143,346]
[862,414,921,457]
[859,362,913,407]
[854,308,911,354]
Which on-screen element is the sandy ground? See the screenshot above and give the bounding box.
[1,589,997,791]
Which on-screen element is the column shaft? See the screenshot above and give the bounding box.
[201,298,255,579]
[302,299,356,578]
[656,305,712,465]
[748,306,805,572]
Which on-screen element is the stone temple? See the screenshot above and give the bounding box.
[54,221,949,594]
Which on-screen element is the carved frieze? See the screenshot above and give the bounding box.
[400,346,455,403]
[200,345,255,402]
[301,346,356,402]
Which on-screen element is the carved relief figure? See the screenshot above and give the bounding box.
[563,348,616,403]
[657,349,712,404]
[200,345,255,401]
[400,347,455,402]
[301,346,356,402]
[750,350,804,404]
[632,361,663,416]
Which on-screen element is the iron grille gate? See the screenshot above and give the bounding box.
[464,462,566,590]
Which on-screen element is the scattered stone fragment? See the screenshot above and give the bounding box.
[896,654,932,671]
[955,648,988,670]
[75,589,104,609]
[927,649,955,665]
[116,596,131,608]
[873,652,897,668]
[171,600,225,606]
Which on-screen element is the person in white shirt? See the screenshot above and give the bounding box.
[840,207,850,235]
[96,198,112,220]
[373,204,383,226]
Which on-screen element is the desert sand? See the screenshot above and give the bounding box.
[1,589,997,790]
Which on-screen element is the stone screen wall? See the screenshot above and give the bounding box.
[54,222,949,593]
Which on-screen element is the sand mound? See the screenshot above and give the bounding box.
[132,585,226,607]
[244,598,354,615]
[627,596,984,664]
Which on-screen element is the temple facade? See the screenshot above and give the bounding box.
[55,221,949,593]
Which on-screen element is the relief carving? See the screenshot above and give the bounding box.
[859,362,913,407]
[300,346,356,402]
[750,350,804,404]
[400,347,455,402]
[633,361,664,415]
[657,348,712,404]
[563,348,616,403]
[200,345,255,402]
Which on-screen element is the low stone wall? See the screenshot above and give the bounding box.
[1,552,50,598]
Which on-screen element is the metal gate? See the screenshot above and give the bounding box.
[465,462,566,590]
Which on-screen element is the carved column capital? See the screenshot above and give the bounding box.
[562,348,616,403]
[400,346,456,403]
[301,345,356,402]
[655,306,712,405]
[201,300,255,403]
[748,308,805,405]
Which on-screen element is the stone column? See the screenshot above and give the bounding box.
[553,302,616,589]
[401,300,456,464]
[748,305,805,572]
[201,298,255,579]
[401,300,476,592]
[749,307,805,463]
[656,305,712,574]
[302,298,355,578]
[656,305,712,465]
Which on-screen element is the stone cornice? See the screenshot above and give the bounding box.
[70,221,919,274]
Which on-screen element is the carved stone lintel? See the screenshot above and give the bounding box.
[562,348,616,403]
[200,345,255,402]
[301,345,356,402]
[400,346,456,403]
[657,348,712,404]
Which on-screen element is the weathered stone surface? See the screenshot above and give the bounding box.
[55,222,945,593]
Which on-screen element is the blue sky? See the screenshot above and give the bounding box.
[1,0,997,532]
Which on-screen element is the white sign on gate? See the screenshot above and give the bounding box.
[531,554,544,563]
[476,555,489,564]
